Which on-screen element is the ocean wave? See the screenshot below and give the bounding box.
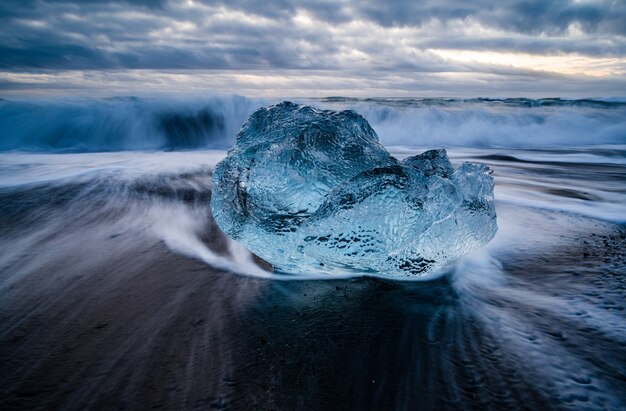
[0,96,625,151]
[344,99,626,148]
[318,97,626,108]
[0,95,265,152]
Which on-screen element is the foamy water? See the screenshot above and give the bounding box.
[1,146,624,278]
[1,97,624,152]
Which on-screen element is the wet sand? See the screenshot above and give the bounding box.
[1,149,625,410]
[0,205,624,410]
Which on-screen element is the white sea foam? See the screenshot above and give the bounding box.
[1,97,624,152]
[352,102,626,148]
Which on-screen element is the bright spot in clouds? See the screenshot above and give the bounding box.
[430,49,626,77]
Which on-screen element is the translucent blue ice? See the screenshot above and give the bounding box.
[211,102,497,278]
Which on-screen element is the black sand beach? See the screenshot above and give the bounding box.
[1,149,625,410]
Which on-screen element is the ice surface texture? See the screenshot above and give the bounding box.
[211,102,497,278]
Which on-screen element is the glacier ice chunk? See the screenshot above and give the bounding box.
[211,102,497,278]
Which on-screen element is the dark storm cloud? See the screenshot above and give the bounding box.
[203,0,351,23]
[0,0,624,71]
[0,0,345,69]
[354,0,626,35]
[0,0,624,97]
[197,0,626,35]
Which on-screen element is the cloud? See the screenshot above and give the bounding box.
[2,68,625,99]
[0,0,624,95]
[353,0,626,35]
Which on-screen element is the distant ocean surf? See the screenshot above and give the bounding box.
[0,96,624,151]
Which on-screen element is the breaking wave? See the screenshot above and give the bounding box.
[344,98,626,148]
[0,96,265,152]
[0,96,624,151]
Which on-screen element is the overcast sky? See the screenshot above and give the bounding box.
[1,0,625,97]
